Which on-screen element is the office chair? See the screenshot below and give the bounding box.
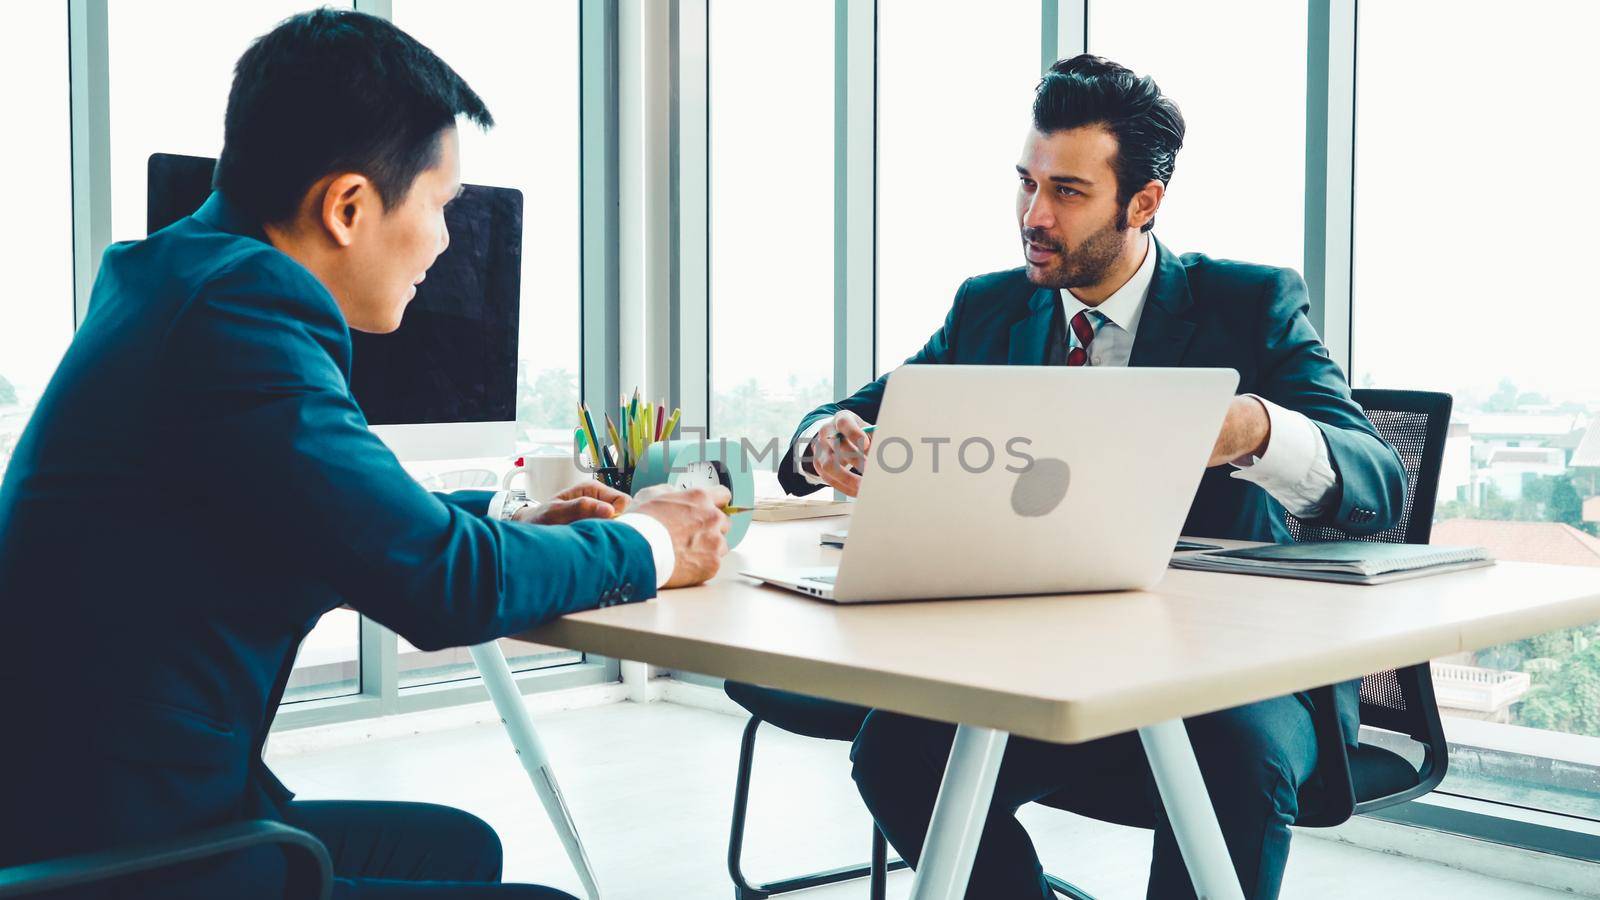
[723,683,911,900]
[1032,388,1455,897]
[727,389,1453,900]
[0,819,332,899]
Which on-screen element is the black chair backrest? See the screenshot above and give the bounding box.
[1285,389,1453,735]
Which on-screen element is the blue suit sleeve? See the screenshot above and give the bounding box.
[436,490,496,516]
[159,262,657,651]
[777,279,968,495]
[1254,269,1407,534]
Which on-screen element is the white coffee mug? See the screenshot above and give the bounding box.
[502,452,589,501]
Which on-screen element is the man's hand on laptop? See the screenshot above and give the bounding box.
[1207,395,1272,466]
[633,485,733,588]
[808,410,873,497]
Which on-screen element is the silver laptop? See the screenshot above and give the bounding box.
[743,365,1238,603]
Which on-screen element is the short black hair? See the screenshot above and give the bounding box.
[214,8,493,226]
[1033,54,1184,233]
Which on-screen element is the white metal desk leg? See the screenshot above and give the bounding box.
[907,725,1009,900]
[1138,719,1245,900]
[470,642,601,900]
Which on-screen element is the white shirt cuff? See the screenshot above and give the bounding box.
[793,420,830,487]
[615,512,675,589]
[1228,395,1338,519]
[486,490,511,521]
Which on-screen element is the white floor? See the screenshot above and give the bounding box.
[268,698,1575,899]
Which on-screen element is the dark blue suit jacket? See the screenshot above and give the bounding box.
[0,193,656,889]
[778,241,1407,747]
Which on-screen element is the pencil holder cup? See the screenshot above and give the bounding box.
[592,465,625,493]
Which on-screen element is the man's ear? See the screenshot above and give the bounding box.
[317,173,376,248]
[1125,179,1165,232]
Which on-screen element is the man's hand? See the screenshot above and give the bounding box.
[631,486,732,588]
[515,481,631,525]
[807,410,873,497]
[1208,395,1272,466]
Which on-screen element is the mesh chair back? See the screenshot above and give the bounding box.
[1285,390,1453,734]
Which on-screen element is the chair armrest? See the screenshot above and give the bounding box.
[0,819,332,900]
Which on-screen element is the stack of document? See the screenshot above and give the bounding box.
[752,497,853,522]
[1170,541,1494,585]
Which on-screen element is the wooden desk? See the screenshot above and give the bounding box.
[523,518,1600,900]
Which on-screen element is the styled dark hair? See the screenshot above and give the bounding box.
[1033,54,1184,233]
[213,9,492,225]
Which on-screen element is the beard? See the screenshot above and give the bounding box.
[1022,207,1130,289]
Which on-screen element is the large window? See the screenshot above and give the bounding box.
[875,0,1039,371]
[394,0,582,447]
[391,0,585,685]
[1088,0,1307,271]
[107,1,316,242]
[1352,0,1600,819]
[108,1,360,702]
[0,5,73,485]
[708,0,834,486]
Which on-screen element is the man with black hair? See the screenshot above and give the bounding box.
[776,55,1406,899]
[0,9,729,898]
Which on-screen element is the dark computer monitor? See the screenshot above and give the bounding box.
[147,152,523,458]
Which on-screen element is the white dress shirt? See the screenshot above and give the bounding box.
[795,235,1339,518]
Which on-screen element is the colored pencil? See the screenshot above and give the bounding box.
[578,403,603,469]
[604,414,623,465]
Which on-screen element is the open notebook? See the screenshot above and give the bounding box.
[1170,541,1494,585]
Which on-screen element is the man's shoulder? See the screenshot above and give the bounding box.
[1173,250,1304,305]
[103,218,329,313]
[950,267,1040,323]
[958,266,1035,300]
[135,218,343,336]
[105,218,352,380]
[182,221,330,304]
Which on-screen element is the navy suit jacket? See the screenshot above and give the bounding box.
[0,193,656,888]
[778,241,1407,748]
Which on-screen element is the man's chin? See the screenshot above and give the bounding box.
[1023,260,1069,288]
[349,306,408,334]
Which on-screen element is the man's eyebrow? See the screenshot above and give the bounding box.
[1015,165,1094,186]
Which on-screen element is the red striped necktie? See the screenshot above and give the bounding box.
[1066,309,1100,366]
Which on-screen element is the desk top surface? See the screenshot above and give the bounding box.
[522,517,1600,743]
